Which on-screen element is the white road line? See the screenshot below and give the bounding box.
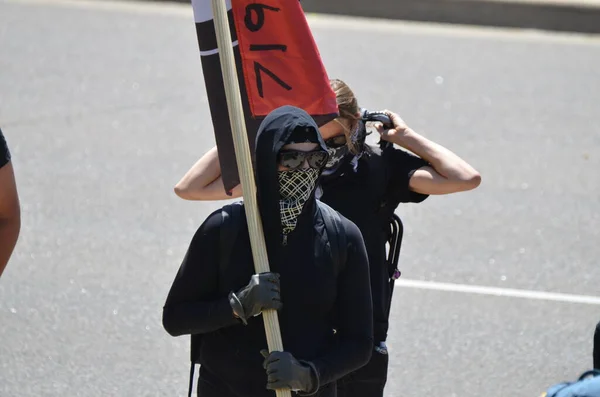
[396,279,600,305]
[5,0,600,45]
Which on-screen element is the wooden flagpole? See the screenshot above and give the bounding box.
[209,1,290,397]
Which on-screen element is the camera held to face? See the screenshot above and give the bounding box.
[360,108,393,129]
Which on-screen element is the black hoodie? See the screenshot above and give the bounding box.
[163,106,373,397]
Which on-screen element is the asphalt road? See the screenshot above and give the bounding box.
[1,1,599,396]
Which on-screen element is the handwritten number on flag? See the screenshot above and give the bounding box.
[253,62,292,98]
[249,44,287,52]
[244,3,292,98]
[244,3,280,31]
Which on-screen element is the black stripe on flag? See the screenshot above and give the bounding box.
[195,9,238,54]
[196,30,259,193]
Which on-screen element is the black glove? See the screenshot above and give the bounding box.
[229,272,282,325]
[260,350,319,394]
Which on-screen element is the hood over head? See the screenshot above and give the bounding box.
[253,105,328,262]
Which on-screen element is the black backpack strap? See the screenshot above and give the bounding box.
[187,362,195,397]
[187,202,243,397]
[386,214,404,314]
[317,201,347,276]
[387,213,403,279]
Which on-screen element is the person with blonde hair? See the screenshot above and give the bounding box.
[174,79,481,397]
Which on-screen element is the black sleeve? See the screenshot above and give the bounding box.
[310,218,373,387]
[385,145,429,204]
[162,209,240,337]
[0,128,11,169]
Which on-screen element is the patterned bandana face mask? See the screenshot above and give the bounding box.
[322,121,366,177]
[278,168,320,240]
[325,145,350,170]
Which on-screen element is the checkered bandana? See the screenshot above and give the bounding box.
[278,168,320,236]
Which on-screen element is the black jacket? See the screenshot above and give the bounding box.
[163,106,373,397]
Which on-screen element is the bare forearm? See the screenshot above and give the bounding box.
[392,129,480,183]
[378,109,481,194]
[0,217,20,277]
[196,177,243,201]
[174,147,224,200]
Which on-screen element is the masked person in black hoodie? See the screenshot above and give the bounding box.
[163,105,373,397]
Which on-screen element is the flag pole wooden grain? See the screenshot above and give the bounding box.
[209,1,290,397]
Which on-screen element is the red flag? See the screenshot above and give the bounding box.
[191,0,338,193]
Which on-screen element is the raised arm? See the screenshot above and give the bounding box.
[174,146,243,201]
[378,110,482,195]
